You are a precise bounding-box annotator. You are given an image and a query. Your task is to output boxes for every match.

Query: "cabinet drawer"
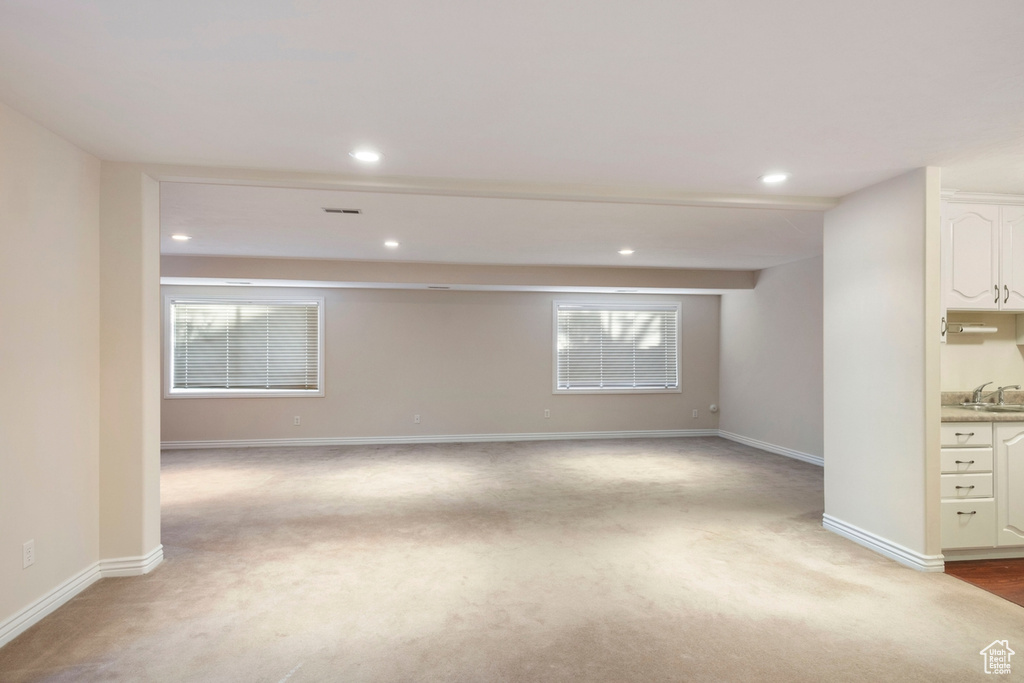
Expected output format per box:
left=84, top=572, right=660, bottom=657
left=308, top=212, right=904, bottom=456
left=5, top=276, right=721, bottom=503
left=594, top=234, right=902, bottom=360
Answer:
left=942, top=499, right=996, bottom=549
left=940, top=447, right=993, bottom=473
left=940, top=423, right=991, bottom=447
left=941, top=472, right=994, bottom=499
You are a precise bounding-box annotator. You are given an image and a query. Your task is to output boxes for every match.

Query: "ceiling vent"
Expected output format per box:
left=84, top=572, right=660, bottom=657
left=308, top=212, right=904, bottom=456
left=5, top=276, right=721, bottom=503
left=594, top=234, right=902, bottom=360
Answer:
left=323, top=208, right=361, bottom=214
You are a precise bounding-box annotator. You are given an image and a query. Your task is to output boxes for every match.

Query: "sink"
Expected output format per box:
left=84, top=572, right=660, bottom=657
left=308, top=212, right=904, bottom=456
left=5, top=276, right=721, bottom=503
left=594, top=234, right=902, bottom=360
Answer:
left=976, top=404, right=1024, bottom=413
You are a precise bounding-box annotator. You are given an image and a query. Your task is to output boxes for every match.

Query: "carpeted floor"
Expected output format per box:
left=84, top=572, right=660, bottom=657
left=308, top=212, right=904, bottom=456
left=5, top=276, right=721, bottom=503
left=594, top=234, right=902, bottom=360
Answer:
left=1, top=437, right=1022, bottom=682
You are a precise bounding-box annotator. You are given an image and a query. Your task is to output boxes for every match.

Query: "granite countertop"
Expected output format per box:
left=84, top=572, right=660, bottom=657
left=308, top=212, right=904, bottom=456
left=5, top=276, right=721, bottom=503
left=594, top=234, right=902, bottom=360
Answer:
left=942, top=390, right=1024, bottom=422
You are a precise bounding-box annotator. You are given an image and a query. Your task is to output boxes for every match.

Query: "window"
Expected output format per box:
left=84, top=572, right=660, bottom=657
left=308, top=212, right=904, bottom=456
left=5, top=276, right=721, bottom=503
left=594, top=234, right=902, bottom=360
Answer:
left=554, top=302, right=680, bottom=393
left=166, top=298, right=323, bottom=397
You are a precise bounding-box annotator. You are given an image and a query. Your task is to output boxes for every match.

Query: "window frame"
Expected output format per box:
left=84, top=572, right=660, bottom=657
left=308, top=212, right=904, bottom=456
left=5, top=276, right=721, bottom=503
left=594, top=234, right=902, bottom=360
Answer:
left=552, top=301, right=682, bottom=395
left=163, top=295, right=325, bottom=399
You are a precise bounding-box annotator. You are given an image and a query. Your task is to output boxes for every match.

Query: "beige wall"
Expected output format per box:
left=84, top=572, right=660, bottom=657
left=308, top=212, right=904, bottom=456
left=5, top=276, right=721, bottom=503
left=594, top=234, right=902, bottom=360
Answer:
left=161, top=287, right=721, bottom=442
left=823, top=167, right=942, bottom=563
left=99, top=164, right=162, bottom=559
left=719, top=257, right=823, bottom=458
left=0, top=103, right=101, bottom=622
left=941, top=311, right=1024, bottom=390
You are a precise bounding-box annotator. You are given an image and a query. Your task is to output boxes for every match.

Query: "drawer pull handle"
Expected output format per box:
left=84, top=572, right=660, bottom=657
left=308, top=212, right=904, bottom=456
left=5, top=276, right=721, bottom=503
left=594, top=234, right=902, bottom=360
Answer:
left=954, top=460, right=975, bottom=465
left=955, top=485, right=975, bottom=490
left=957, top=511, right=977, bottom=516
left=954, top=432, right=975, bottom=437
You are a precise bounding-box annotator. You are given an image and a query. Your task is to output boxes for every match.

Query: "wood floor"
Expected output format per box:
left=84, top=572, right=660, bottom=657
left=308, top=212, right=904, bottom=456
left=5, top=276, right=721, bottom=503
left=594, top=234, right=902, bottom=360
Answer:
left=945, top=558, right=1024, bottom=608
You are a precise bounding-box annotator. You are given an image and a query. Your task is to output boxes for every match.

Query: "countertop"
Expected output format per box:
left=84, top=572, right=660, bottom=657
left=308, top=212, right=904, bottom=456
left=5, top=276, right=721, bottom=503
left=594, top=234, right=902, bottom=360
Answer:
left=942, top=390, right=1024, bottom=422
left=941, top=406, right=1024, bottom=422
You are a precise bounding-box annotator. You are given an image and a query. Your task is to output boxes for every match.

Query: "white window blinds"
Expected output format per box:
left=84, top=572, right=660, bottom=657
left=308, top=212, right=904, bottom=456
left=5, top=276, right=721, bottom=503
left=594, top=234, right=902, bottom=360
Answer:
left=170, top=300, right=321, bottom=394
left=556, top=304, right=679, bottom=391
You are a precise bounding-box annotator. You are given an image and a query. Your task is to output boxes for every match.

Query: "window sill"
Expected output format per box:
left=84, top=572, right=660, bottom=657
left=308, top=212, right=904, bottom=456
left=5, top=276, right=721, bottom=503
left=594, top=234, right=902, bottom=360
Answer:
left=553, top=387, right=682, bottom=395
left=165, top=389, right=324, bottom=399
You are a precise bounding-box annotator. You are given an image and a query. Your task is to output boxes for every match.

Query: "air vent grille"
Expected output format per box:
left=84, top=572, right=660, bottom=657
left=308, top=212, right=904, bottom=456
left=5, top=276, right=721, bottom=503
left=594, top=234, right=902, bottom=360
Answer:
left=323, top=208, right=362, bottom=214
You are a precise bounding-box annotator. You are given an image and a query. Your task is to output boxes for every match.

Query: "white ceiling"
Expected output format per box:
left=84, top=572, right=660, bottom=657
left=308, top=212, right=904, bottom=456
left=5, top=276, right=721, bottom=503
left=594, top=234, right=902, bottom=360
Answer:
left=3, top=1, right=1024, bottom=268
left=160, top=182, right=822, bottom=269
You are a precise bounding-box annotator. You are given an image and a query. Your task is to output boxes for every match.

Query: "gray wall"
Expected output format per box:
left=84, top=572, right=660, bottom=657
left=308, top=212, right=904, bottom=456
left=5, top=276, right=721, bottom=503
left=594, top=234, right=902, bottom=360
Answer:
left=719, top=256, right=823, bottom=459
left=161, top=287, right=722, bottom=442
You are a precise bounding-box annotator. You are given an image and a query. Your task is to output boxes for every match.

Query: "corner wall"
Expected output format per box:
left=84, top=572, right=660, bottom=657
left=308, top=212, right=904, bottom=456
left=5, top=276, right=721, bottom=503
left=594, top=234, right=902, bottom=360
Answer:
left=822, top=167, right=942, bottom=570
left=99, top=164, right=162, bottom=562
left=0, top=103, right=101, bottom=632
left=719, top=257, right=823, bottom=463
left=161, top=287, right=721, bottom=443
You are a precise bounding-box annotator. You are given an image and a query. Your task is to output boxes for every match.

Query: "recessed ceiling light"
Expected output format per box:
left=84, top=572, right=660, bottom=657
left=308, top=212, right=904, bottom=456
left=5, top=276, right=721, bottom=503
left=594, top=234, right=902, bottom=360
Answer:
left=618, top=248, right=635, bottom=255
left=384, top=240, right=400, bottom=248
left=350, top=149, right=383, bottom=163
left=171, top=234, right=192, bottom=241
left=760, top=172, right=789, bottom=184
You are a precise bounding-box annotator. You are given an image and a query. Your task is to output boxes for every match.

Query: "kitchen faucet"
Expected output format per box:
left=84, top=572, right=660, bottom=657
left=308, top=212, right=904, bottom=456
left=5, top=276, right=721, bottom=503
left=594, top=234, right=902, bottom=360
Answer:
left=996, top=385, right=1021, bottom=404
left=969, top=381, right=1020, bottom=404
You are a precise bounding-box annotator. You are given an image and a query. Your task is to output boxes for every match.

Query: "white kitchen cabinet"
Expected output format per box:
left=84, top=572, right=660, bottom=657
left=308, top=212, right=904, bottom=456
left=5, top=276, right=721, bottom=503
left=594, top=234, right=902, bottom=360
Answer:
left=1001, top=205, right=1024, bottom=310
left=943, top=203, right=1000, bottom=310
left=942, top=201, right=1024, bottom=312
left=942, top=499, right=997, bottom=550
left=994, top=422, right=1024, bottom=546
left=941, top=422, right=997, bottom=549
left=939, top=422, right=991, bottom=448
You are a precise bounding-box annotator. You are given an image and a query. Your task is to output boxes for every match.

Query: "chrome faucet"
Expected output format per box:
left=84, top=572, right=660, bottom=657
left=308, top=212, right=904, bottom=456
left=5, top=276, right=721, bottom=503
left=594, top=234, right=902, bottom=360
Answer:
left=972, top=382, right=993, bottom=403
left=996, top=385, right=1021, bottom=404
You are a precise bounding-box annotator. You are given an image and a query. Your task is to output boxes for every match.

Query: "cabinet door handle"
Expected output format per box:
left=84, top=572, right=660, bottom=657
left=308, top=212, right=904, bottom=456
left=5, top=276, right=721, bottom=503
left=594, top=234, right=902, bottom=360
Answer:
left=1006, top=284, right=1010, bottom=304
left=954, top=432, right=974, bottom=437
left=955, top=485, right=976, bottom=490
left=954, top=460, right=975, bottom=465
left=957, top=511, right=977, bottom=516
left=996, top=285, right=1001, bottom=303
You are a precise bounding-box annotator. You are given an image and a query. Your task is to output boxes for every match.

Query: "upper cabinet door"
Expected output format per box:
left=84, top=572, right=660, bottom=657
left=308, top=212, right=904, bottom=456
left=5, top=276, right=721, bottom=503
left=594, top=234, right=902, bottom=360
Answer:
left=1001, top=205, right=1024, bottom=311
left=944, top=203, right=1000, bottom=310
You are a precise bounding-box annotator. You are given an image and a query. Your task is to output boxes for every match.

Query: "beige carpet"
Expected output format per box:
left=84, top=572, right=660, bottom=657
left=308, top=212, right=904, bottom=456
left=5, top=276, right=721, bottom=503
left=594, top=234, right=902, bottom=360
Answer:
left=1, top=437, right=1022, bottom=682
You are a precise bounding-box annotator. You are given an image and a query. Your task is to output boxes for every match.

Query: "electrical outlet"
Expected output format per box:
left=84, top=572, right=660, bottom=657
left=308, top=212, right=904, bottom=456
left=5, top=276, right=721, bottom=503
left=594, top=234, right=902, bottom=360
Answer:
left=544, top=409, right=550, bottom=419
left=414, top=414, right=420, bottom=424
left=293, top=416, right=301, bottom=426
left=23, top=540, right=34, bottom=568
left=692, top=409, right=698, bottom=419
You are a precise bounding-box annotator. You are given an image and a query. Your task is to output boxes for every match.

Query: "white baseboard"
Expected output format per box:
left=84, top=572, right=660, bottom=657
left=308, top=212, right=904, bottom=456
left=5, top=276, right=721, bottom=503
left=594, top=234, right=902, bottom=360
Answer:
left=161, top=429, right=720, bottom=449
left=99, top=544, right=164, bottom=578
left=717, top=431, right=824, bottom=467
left=943, top=547, right=1024, bottom=562
left=822, top=514, right=944, bottom=572
left=0, top=545, right=163, bottom=650
left=0, top=562, right=101, bottom=649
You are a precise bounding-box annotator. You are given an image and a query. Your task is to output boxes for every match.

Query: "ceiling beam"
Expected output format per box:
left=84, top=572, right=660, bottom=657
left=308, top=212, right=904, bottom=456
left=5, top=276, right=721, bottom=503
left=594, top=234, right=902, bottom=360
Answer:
left=143, top=163, right=837, bottom=212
